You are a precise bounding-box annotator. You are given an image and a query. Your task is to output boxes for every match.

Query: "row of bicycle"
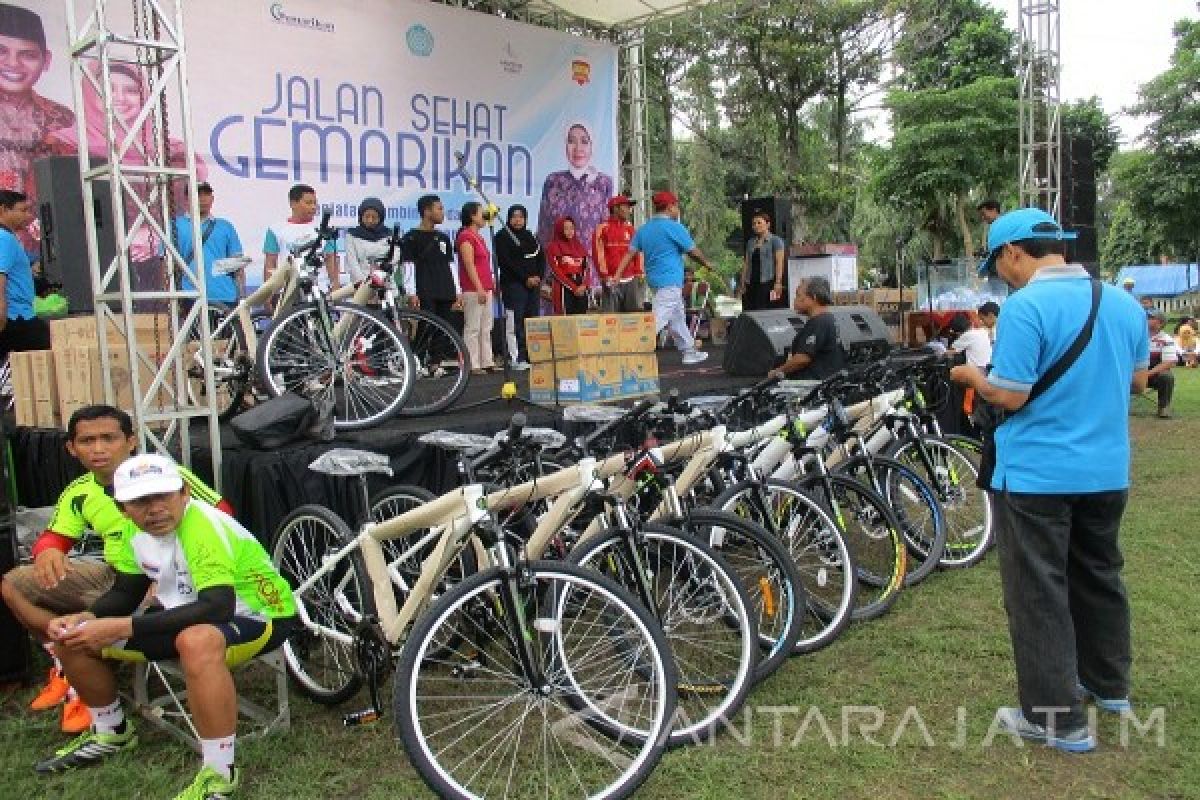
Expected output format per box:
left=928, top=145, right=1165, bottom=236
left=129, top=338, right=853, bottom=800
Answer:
left=192, top=213, right=472, bottom=430
left=266, top=351, right=989, bottom=800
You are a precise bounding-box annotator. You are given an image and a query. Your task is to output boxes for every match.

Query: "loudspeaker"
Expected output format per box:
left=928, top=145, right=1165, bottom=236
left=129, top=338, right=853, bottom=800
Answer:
left=723, top=309, right=805, bottom=376
left=740, top=196, right=791, bottom=246
left=34, top=156, right=116, bottom=314
left=1062, top=136, right=1097, bottom=228
left=1069, top=225, right=1099, bottom=268
left=828, top=305, right=893, bottom=365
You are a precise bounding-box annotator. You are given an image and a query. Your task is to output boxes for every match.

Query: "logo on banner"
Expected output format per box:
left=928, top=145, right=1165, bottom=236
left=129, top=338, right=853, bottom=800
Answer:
left=269, top=3, right=335, bottom=33
left=501, top=42, right=523, bottom=75
left=571, top=59, right=591, bottom=86
left=407, top=24, right=434, bottom=57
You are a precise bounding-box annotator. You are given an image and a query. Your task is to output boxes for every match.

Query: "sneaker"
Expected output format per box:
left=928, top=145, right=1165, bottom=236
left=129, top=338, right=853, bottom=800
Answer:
left=30, top=667, right=69, bottom=711
left=512, top=361, right=531, bottom=371
left=61, top=696, right=92, bottom=734
left=1078, top=683, right=1132, bottom=714
left=34, top=724, right=137, bottom=773
left=994, top=707, right=1095, bottom=753
left=681, top=350, right=709, bottom=365
left=174, top=765, right=239, bottom=800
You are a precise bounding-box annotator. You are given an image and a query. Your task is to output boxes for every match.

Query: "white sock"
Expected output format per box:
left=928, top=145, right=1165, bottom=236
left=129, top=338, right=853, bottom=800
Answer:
left=200, top=735, right=236, bottom=780
left=66, top=686, right=78, bottom=702
left=89, top=699, right=125, bottom=734
left=42, top=642, right=62, bottom=672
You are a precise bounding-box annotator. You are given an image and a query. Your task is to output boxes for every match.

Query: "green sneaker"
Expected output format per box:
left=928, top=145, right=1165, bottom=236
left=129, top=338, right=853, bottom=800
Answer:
left=34, top=725, right=137, bottom=773
left=174, top=766, right=239, bottom=800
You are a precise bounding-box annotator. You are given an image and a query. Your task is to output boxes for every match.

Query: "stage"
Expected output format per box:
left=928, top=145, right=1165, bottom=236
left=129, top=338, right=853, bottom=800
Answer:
left=9, top=346, right=750, bottom=540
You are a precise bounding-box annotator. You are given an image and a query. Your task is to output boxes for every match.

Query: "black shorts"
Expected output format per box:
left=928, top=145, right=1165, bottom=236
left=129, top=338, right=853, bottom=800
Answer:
left=103, top=614, right=299, bottom=667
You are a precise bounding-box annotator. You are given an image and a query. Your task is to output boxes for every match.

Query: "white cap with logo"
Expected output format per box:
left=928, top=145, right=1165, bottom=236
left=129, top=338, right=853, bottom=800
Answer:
left=113, top=454, right=184, bottom=502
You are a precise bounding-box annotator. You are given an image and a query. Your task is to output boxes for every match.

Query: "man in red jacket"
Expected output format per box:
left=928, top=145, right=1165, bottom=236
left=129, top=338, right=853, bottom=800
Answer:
left=594, top=195, right=643, bottom=313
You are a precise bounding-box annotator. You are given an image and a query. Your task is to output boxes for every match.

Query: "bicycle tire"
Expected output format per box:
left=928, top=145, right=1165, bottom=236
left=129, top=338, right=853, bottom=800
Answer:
left=886, top=436, right=993, bottom=568
left=389, top=307, right=470, bottom=416
left=271, top=504, right=374, bottom=704
left=713, top=479, right=857, bottom=654
left=187, top=306, right=252, bottom=421
left=836, top=456, right=947, bottom=587
left=799, top=473, right=907, bottom=622
left=256, top=302, right=415, bottom=430
left=395, top=561, right=676, bottom=800
left=567, top=525, right=757, bottom=747
left=654, top=509, right=805, bottom=683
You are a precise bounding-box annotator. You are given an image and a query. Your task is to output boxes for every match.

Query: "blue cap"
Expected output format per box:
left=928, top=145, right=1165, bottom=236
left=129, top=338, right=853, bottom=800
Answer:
left=978, top=208, right=1077, bottom=276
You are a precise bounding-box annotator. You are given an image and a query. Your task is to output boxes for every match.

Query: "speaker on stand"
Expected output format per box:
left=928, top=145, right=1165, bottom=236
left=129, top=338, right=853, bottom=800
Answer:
left=1061, top=136, right=1098, bottom=270
left=34, top=155, right=116, bottom=315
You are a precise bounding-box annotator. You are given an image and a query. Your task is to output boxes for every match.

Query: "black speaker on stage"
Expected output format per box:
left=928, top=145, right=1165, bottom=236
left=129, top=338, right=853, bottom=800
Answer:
left=723, top=309, right=805, bottom=376
left=1062, top=137, right=1098, bottom=266
left=829, top=305, right=893, bottom=365
left=740, top=196, right=791, bottom=246
left=35, top=155, right=116, bottom=314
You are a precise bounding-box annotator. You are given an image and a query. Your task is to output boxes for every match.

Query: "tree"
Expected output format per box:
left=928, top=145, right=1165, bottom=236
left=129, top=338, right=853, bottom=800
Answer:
left=892, top=0, right=1016, bottom=92
left=1062, top=96, right=1120, bottom=174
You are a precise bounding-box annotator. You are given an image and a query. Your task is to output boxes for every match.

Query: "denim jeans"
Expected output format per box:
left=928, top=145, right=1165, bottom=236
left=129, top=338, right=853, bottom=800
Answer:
left=993, top=490, right=1132, bottom=731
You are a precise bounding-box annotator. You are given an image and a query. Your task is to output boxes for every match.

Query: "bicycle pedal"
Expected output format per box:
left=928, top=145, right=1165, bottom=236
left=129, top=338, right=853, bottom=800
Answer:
left=343, top=708, right=382, bottom=727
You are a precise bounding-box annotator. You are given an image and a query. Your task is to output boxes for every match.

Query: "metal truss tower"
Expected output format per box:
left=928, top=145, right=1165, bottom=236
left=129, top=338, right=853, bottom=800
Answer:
left=63, top=0, right=221, bottom=485
left=1017, top=0, right=1063, bottom=219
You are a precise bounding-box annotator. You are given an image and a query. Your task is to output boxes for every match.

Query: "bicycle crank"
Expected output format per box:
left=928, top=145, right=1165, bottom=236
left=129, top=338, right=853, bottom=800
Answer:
left=343, top=616, right=394, bottom=727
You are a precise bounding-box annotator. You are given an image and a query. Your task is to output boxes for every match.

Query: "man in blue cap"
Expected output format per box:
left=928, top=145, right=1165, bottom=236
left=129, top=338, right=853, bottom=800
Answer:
left=950, top=208, right=1148, bottom=753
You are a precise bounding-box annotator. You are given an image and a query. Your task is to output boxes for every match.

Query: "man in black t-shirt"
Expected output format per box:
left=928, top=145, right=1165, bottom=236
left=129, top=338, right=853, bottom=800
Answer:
left=400, top=194, right=461, bottom=328
left=769, top=276, right=845, bottom=380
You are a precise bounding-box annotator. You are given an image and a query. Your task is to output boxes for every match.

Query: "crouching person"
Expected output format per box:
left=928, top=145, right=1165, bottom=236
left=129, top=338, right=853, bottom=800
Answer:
left=36, top=454, right=298, bottom=800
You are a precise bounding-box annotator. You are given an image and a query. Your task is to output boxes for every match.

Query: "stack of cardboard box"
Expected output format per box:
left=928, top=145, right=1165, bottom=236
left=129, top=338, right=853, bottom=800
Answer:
left=11, top=314, right=181, bottom=429
left=526, top=313, right=659, bottom=405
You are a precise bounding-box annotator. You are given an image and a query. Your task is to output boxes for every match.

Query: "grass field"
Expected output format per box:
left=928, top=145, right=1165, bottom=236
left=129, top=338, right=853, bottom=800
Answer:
left=3, top=372, right=1199, bottom=800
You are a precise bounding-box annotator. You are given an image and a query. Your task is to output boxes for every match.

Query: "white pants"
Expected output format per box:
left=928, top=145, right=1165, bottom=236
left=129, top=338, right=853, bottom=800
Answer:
left=652, top=286, right=693, bottom=353
left=504, top=309, right=519, bottom=364
left=463, top=291, right=495, bottom=369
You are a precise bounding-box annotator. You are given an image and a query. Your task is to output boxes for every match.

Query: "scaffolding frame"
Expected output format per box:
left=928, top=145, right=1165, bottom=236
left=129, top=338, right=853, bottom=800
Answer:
left=64, top=0, right=221, bottom=486
left=1017, top=0, right=1062, bottom=219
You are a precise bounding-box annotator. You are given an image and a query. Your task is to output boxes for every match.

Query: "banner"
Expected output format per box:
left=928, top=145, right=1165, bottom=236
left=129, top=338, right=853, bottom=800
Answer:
left=3, top=0, right=618, bottom=284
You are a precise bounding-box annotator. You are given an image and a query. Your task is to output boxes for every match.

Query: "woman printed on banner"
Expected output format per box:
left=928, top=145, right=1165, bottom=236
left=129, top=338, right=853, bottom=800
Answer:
left=535, top=121, right=612, bottom=288
left=44, top=58, right=207, bottom=306
left=545, top=216, right=589, bottom=316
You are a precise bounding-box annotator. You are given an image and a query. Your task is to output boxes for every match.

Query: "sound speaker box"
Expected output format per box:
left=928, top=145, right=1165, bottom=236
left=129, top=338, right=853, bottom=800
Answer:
left=723, top=309, right=804, bottom=376
left=740, top=196, right=791, bottom=246
left=35, top=155, right=116, bottom=314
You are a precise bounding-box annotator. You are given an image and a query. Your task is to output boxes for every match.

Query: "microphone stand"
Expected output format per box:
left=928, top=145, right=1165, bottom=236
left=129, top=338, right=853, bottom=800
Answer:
left=453, top=151, right=556, bottom=413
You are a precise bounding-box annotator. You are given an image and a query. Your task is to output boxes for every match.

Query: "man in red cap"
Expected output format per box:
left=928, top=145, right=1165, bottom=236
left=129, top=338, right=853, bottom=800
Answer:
left=611, top=190, right=710, bottom=365
left=594, top=195, right=643, bottom=312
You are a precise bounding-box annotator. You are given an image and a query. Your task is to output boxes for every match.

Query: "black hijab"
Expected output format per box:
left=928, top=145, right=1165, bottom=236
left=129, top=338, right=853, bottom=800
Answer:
left=502, top=205, right=540, bottom=255
left=348, top=197, right=390, bottom=242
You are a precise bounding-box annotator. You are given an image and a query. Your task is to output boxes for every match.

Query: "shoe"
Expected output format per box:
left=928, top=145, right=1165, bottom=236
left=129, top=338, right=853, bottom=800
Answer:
left=1078, top=683, right=1132, bottom=714
left=30, top=667, right=69, bottom=711
left=61, top=696, right=91, bottom=734
left=1157, top=407, right=1172, bottom=419
left=994, top=707, right=1095, bottom=753
left=681, top=350, right=709, bottom=365
left=174, top=765, right=239, bottom=800
left=512, top=361, right=531, bottom=371
left=34, top=724, right=137, bottom=773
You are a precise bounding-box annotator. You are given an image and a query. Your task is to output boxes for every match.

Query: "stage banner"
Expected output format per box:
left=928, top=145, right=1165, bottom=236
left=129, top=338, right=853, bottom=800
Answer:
left=4, top=0, right=618, bottom=284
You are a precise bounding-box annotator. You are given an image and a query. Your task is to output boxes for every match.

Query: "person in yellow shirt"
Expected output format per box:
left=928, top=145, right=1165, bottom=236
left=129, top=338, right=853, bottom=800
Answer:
left=1175, top=317, right=1196, bottom=367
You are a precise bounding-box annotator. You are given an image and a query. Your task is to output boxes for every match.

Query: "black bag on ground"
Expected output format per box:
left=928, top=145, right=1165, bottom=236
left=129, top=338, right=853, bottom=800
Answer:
left=231, top=392, right=332, bottom=450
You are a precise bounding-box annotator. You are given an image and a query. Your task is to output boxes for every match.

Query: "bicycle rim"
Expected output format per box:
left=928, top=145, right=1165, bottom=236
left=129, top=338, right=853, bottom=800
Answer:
left=391, top=308, right=470, bottom=416
left=892, top=438, right=992, bottom=568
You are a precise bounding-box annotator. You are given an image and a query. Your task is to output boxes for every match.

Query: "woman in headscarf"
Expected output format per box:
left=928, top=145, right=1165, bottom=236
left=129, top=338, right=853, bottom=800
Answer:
left=343, top=197, right=396, bottom=285
left=44, top=59, right=207, bottom=308
left=494, top=204, right=544, bottom=367
left=545, top=216, right=589, bottom=316
left=535, top=122, right=612, bottom=288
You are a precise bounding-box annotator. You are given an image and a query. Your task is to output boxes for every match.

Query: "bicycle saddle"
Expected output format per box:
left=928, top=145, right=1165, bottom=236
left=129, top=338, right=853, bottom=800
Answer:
left=307, top=449, right=394, bottom=477
left=418, top=431, right=495, bottom=454
left=562, top=404, right=627, bottom=423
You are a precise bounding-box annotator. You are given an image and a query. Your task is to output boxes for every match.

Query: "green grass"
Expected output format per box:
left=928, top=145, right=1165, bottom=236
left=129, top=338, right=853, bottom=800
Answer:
left=4, top=373, right=1200, bottom=799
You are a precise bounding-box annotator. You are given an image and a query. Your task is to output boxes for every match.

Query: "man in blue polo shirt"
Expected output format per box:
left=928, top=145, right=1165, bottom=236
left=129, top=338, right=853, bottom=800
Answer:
left=610, top=190, right=710, bottom=365
left=951, top=208, right=1148, bottom=753
left=175, top=182, right=244, bottom=305
left=0, top=188, right=49, bottom=357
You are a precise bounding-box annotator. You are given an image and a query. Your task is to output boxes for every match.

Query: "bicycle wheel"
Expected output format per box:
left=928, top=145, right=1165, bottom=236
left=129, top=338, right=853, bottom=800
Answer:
left=887, top=436, right=993, bottom=568
left=714, top=479, right=857, bottom=654
left=369, top=485, right=477, bottom=601
left=836, top=456, right=947, bottom=587
left=187, top=306, right=252, bottom=421
left=568, top=526, right=757, bottom=747
left=656, top=509, right=804, bottom=683
left=271, top=504, right=374, bottom=704
left=396, top=562, right=676, bottom=800
left=257, top=302, right=415, bottom=430
left=389, top=307, right=470, bottom=416
left=801, top=474, right=907, bottom=622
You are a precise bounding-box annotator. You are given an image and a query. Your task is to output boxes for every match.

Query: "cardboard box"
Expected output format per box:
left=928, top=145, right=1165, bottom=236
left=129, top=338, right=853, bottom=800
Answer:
left=54, top=346, right=91, bottom=425
left=549, top=315, right=604, bottom=358
left=529, top=361, right=556, bottom=404
left=50, top=313, right=175, bottom=353
left=620, top=354, right=659, bottom=398
left=83, top=343, right=175, bottom=412
left=596, top=314, right=620, bottom=353
left=10, top=351, right=36, bottom=427
left=29, top=350, right=61, bottom=429
left=617, top=312, right=656, bottom=354
left=529, top=355, right=623, bottom=405
left=524, top=318, right=554, bottom=363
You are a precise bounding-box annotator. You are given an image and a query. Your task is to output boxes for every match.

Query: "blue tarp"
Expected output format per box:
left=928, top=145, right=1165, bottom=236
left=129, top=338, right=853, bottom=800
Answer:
left=1114, top=264, right=1200, bottom=298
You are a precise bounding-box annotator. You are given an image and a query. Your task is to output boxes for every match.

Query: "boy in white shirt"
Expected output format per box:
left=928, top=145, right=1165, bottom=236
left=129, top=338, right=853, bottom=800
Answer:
left=262, top=183, right=339, bottom=290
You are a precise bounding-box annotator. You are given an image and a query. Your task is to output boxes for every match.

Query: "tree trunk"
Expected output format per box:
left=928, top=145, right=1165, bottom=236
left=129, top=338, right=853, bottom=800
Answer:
left=955, top=195, right=975, bottom=257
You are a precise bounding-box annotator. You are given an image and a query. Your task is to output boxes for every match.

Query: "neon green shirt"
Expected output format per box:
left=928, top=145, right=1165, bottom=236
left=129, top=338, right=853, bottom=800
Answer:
left=109, top=501, right=295, bottom=620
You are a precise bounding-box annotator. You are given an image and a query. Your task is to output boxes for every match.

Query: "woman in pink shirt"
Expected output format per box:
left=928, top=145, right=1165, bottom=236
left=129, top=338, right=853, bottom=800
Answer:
left=455, top=202, right=497, bottom=373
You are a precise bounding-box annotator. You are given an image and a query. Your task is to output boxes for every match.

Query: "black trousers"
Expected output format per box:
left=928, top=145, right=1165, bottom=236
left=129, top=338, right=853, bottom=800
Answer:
left=501, top=282, right=540, bottom=363
left=993, top=489, right=1132, bottom=731
left=418, top=296, right=460, bottom=361
left=1148, top=371, right=1174, bottom=410
left=0, top=316, right=50, bottom=359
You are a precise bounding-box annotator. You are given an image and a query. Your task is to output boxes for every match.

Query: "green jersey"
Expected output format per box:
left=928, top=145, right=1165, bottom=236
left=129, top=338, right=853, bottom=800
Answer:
left=47, top=467, right=223, bottom=564
left=109, top=500, right=295, bottom=620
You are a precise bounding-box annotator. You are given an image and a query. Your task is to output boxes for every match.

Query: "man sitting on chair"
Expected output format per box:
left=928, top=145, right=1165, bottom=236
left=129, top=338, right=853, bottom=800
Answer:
left=35, top=454, right=297, bottom=800
left=1147, top=309, right=1177, bottom=419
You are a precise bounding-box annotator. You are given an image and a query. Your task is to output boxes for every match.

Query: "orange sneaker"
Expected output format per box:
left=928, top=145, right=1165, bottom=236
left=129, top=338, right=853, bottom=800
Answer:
left=30, top=668, right=69, bottom=711
left=61, top=696, right=91, bottom=734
